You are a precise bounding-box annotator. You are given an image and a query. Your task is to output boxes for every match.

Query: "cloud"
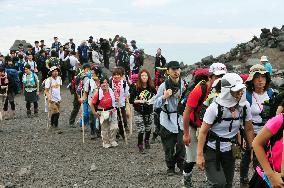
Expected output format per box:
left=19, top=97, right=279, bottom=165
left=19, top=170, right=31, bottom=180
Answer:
left=131, top=0, right=172, bottom=8
left=0, top=20, right=261, bottom=55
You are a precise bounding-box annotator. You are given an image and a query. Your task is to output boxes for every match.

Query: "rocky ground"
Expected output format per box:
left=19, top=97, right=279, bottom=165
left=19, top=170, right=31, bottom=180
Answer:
left=0, top=88, right=252, bottom=188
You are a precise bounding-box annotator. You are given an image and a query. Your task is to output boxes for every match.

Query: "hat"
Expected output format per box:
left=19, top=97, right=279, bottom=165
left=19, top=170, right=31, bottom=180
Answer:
left=216, top=73, right=247, bottom=108
left=49, top=66, right=60, bottom=74
left=166, top=61, right=180, bottom=69
left=209, top=63, right=227, bottom=76
left=35, top=41, right=39, bottom=43
left=260, top=55, right=269, bottom=62
left=40, top=40, right=44, bottom=42
left=130, top=40, right=136, bottom=44
left=246, top=64, right=268, bottom=82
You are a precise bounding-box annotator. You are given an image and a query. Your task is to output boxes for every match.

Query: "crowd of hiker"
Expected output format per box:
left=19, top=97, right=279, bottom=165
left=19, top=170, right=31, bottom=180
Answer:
left=1, top=35, right=284, bottom=188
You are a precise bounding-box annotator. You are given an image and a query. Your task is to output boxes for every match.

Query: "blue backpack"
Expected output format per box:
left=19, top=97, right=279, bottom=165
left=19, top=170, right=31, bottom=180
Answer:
left=6, top=68, right=21, bottom=94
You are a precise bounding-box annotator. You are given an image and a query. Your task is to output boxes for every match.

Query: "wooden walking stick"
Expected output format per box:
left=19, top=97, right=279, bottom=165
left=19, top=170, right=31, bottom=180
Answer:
left=117, top=104, right=128, bottom=145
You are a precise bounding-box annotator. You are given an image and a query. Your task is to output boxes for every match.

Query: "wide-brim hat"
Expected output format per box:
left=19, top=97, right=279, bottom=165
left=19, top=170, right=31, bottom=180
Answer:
left=260, top=55, right=269, bottom=62
left=48, top=66, right=60, bottom=74
left=246, top=64, right=268, bottom=82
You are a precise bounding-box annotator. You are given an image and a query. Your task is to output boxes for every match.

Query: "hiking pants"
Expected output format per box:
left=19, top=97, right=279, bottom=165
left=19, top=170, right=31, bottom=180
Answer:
left=116, top=106, right=128, bottom=138
left=204, top=147, right=235, bottom=188
left=26, top=102, right=38, bottom=112
left=240, top=149, right=259, bottom=182
left=184, top=127, right=198, bottom=176
left=3, top=92, right=15, bottom=111
left=160, top=127, right=185, bottom=170
left=69, top=94, right=80, bottom=125
left=152, top=108, right=161, bottom=138
left=79, top=102, right=97, bottom=128
left=101, top=110, right=118, bottom=145
left=134, top=111, right=152, bottom=134
left=49, top=101, right=60, bottom=127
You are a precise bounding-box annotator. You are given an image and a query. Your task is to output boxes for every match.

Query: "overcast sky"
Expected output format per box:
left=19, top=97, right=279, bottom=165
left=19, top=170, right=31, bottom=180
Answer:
left=0, top=0, right=283, bottom=64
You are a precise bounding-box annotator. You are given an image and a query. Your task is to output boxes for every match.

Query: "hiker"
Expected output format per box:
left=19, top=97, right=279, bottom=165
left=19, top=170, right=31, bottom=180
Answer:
left=0, top=54, right=4, bottom=66
left=51, top=37, right=61, bottom=52
left=116, top=44, right=130, bottom=77
left=77, top=41, right=89, bottom=64
left=110, top=67, right=130, bottom=140
left=46, top=50, right=60, bottom=69
left=68, top=38, right=76, bottom=52
left=35, top=50, right=48, bottom=82
left=153, top=61, right=186, bottom=175
left=100, top=38, right=110, bottom=69
left=24, top=54, right=38, bottom=73
left=80, top=65, right=101, bottom=139
left=196, top=73, right=254, bottom=188
left=90, top=76, right=118, bottom=148
left=129, top=69, right=156, bottom=153
left=260, top=56, right=273, bottom=75
left=0, top=66, right=16, bottom=119
left=45, top=66, right=62, bottom=128
left=155, top=48, right=166, bottom=71
left=22, top=64, right=39, bottom=117
left=251, top=113, right=284, bottom=188
left=69, top=63, right=91, bottom=127
left=39, top=40, right=46, bottom=50
left=240, top=64, right=273, bottom=185
left=182, top=63, right=227, bottom=187
left=64, top=51, right=80, bottom=83
left=58, top=46, right=67, bottom=84
left=91, top=45, right=102, bottom=64
left=15, top=54, right=26, bottom=84
left=32, top=41, right=41, bottom=55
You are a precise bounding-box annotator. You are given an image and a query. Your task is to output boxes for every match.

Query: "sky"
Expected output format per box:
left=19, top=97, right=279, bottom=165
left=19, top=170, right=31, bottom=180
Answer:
left=0, top=0, right=283, bottom=64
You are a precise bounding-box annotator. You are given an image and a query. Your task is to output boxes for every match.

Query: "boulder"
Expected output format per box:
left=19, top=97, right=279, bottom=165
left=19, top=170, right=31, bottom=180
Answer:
left=201, top=55, right=214, bottom=65
left=268, top=39, right=278, bottom=48
left=272, top=27, right=280, bottom=37
left=278, top=41, right=284, bottom=51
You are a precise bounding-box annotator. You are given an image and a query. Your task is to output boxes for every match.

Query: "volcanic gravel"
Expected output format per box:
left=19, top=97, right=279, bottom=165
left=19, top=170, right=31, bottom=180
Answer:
left=0, top=88, right=252, bottom=188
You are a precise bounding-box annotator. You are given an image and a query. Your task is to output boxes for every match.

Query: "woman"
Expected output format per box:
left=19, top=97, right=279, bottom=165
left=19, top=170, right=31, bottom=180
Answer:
left=196, top=73, right=254, bottom=187
left=252, top=113, right=284, bottom=188
left=129, top=70, right=156, bottom=153
left=240, top=64, right=273, bottom=185
left=22, top=64, right=39, bottom=117
left=90, top=76, right=118, bottom=148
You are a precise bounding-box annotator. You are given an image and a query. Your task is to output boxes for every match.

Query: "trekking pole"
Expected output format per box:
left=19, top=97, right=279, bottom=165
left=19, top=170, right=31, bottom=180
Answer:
left=80, top=90, right=85, bottom=143
left=117, top=105, right=128, bottom=145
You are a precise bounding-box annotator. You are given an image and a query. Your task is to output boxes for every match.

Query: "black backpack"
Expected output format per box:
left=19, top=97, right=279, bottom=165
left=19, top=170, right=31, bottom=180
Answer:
left=48, top=57, right=60, bottom=68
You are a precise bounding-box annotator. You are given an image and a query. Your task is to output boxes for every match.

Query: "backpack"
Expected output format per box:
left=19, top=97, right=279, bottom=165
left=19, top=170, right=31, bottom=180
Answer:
left=246, top=88, right=277, bottom=124
left=6, top=68, right=21, bottom=94
left=69, top=72, right=89, bottom=95
left=177, top=80, right=207, bottom=127
left=206, top=103, right=248, bottom=170
left=133, top=50, right=144, bottom=68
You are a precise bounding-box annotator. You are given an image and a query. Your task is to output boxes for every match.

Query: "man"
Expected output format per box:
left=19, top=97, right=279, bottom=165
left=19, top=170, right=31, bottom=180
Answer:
left=32, top=41, right=41, bottom=55
left=45, top=66, right=62, bottom=128
left=35, top=50, right=48, bottom=82
left=69, top=63, right=91, bottom=127
left=25, top=45, right=34, bottom=57
left=154, top=61, right=185, bottom=176
left=182, top=63, right=227, bottom=187
left=24, top=54, right=38, bottom=73
left=64, top=51, right=80, bottom=83
left=69, top=38, right=76, bottom=52
left=100, top=39, right=111, bottom=69
left=51, top=37, right=61, bottom=52
left=46, top=50, right=60, bottom=69
left=155, top=48, right=166, bottom=71
left=40, top=40, right=46, bottom=50
left=77, top=41, right=89, bottom=64
left=260, top=55, right=273, bottom=75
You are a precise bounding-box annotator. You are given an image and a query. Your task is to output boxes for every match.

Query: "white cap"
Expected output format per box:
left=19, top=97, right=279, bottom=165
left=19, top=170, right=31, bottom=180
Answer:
left=209, top=63, right=227, bottom=76
left=216, top=73, right=247, bottom=108
left=221, top=73, right=246, bottom=92
left=260, top=55, right=269, bottom=62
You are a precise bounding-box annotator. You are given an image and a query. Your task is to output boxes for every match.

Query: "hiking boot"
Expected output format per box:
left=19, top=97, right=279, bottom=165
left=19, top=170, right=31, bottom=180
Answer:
left=111, top=141, right=119, bottom=147
left=184, top=174, right=193, bottom=188
left=166, top=168, right=175, bottom=176
left=90, top=129, right=96, bottom=140
left=138, top=145, right=146, bottom=154
left=27, top=110, right=32, bottom=118
left=103, top=143, right=111, bottom=148
left=34, top=109, right=39, bottom=117
left=240, top=177, right=249, bottom=185
left=144, top=140, right=150, bottom=149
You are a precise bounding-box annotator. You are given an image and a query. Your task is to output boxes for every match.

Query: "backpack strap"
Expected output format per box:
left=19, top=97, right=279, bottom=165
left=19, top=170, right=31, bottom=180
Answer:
left=246, top=91, right=253, bottom=106
left=267, top=88, right=274, bottom=98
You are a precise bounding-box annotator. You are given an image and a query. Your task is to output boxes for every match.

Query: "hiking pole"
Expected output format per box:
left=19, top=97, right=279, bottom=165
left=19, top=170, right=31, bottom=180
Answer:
left=80, top=90, right=85, bottom=143
left=117, top=105, right=128, bottom=145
